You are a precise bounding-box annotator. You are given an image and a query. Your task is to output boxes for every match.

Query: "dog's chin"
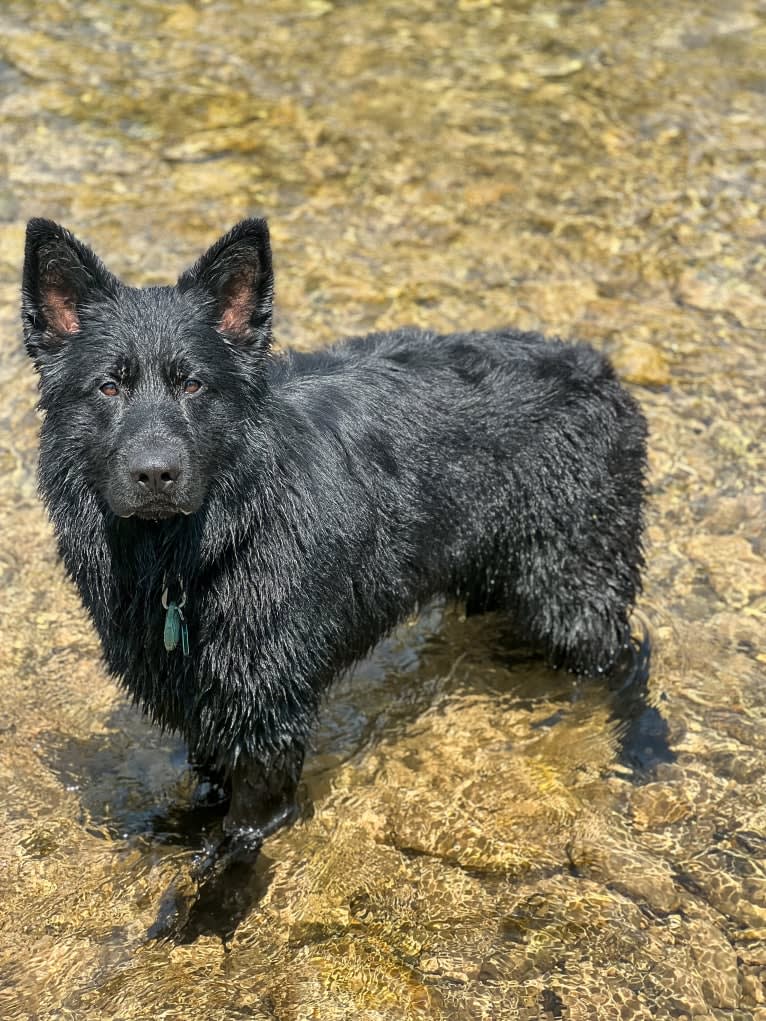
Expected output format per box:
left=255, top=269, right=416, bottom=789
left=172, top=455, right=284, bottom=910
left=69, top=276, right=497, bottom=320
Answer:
left=133, top=506, right=181, bottom=521
left=116, top=503, right=197, bottom=521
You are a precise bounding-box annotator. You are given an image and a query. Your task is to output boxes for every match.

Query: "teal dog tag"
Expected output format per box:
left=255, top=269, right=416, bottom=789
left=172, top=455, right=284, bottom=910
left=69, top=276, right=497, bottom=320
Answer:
left=162, top=579, right=190, bottom=656
left=164, top=601, right=182, bottom=651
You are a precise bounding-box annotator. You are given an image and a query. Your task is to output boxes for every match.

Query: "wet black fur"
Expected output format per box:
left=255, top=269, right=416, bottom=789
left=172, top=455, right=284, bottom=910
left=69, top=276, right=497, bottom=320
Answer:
left=22, top=217, right=647, bottom=847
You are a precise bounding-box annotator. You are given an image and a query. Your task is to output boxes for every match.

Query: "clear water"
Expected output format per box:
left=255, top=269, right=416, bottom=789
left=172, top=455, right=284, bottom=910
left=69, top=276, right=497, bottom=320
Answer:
left=0, top=1, right=764, bottom=1018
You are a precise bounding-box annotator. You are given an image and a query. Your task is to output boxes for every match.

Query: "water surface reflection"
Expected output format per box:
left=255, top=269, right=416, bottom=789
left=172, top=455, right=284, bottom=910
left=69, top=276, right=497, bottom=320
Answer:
left=1, top=0, right=765, bottom=1017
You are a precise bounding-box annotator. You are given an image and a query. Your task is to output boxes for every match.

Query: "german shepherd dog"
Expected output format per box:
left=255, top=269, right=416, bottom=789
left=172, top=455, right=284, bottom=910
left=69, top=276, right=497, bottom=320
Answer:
left=22, top=218, right=647, bottom=933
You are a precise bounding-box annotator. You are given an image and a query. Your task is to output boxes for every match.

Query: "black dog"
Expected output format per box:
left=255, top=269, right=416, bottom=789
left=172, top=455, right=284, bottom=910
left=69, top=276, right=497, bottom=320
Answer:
left=22, top=218, right=647, bottom=919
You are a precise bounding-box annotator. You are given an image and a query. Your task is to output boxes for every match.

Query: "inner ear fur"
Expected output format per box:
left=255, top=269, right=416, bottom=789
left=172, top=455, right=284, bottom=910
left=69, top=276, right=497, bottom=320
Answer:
left=177, top=218, right=274, bottom=350
left=22, top=219, right=119, bottom=357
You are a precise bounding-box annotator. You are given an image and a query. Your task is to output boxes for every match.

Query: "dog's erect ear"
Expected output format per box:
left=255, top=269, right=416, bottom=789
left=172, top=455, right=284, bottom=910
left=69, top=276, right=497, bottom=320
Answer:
left=177, top=219, right=274, bottom=351
left=22, top=219, right=120, bottom=360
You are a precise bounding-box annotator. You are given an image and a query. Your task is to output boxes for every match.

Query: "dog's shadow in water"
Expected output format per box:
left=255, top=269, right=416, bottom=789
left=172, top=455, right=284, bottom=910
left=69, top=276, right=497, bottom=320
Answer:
left=39, top=604, right=672, bottom=944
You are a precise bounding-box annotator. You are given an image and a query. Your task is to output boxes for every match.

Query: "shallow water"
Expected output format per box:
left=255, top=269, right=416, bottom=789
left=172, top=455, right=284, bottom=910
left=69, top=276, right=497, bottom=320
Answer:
left=0, top=1, right=765, bottom=1018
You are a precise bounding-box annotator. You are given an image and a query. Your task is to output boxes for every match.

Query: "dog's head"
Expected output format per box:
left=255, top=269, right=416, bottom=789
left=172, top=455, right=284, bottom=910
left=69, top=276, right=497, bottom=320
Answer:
left=21, top=219, right=273, bottom=521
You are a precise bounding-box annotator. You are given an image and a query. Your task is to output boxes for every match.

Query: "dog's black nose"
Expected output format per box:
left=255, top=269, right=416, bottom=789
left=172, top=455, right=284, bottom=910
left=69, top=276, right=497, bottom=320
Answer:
left=129, top=453, right=181, bottom=494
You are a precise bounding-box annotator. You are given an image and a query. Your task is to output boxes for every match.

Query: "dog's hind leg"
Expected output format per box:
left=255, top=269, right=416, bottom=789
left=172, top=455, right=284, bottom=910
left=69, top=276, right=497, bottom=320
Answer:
left=189, top=760, right=230, bottom=809
left=500, top=542, right=639, bottom=678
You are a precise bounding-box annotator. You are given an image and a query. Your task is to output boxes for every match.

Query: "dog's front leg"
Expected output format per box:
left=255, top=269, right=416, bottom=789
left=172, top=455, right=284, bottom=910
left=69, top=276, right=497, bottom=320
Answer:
left=150, top=745, right=305, bottom=943
left=225, top=744, right=306, bottom=842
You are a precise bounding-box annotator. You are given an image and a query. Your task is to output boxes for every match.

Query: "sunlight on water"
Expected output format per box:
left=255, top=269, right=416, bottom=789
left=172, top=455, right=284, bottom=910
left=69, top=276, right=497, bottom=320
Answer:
left=0, top=1, right=765, bottom=1018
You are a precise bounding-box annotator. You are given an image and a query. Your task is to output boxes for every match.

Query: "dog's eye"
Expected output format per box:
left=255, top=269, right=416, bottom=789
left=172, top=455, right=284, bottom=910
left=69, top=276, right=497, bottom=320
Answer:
left=100, top=382, right=119, bottom=397
left=183, top=379, right=202, bottom=395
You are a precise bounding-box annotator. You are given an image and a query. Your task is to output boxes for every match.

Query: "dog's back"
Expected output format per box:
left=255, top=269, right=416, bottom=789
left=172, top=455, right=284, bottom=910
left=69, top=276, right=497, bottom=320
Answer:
left=271, top=326, right=645, bottom=676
